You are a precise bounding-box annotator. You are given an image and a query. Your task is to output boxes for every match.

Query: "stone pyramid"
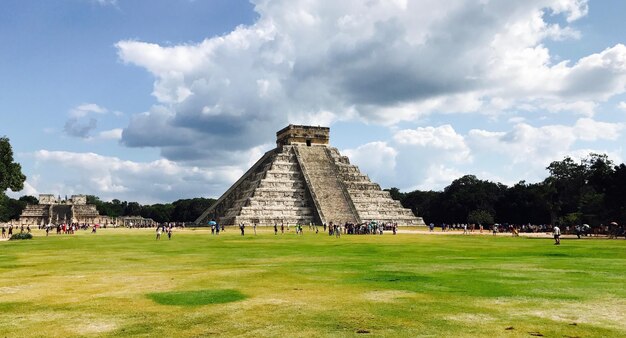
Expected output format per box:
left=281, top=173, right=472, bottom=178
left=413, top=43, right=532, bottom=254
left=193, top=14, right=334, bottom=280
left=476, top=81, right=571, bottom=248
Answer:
left=195, top=125, right=424, bottom=226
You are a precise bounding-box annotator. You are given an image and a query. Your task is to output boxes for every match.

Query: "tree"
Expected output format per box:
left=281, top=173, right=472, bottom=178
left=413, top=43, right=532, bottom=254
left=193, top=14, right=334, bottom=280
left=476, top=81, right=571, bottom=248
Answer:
left=19, top=195, right=38, bottom=205
left=544, top=156, right=587, bottom=223
left=385, top=187, right=404, bottom=201
left=0, top=137, right=26, bottom=192
left=439, top=175, right=505, bottom=223
left=171, top=198, right=216, bottom=222
left=467, top=209, right=494, bottom=225
left=0, top=194, right=26, bottom=222
left=496, top=181, right=550, bottom=225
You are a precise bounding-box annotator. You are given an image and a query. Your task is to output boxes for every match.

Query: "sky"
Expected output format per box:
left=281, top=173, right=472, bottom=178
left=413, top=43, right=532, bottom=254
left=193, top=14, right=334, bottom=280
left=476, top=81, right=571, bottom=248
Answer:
left=2, top=0, right=626, bottom=204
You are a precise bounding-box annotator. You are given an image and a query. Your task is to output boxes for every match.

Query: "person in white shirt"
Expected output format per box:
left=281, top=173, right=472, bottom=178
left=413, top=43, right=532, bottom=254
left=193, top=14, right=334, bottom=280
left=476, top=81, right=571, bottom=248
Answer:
left=553, top=225, right=561, bottom=245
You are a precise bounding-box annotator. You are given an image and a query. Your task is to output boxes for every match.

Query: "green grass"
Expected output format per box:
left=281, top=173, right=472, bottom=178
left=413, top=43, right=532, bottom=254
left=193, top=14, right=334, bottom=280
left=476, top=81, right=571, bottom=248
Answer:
left=0, top=228, right=625, bottom=337
left=147, top=289, right=247, bottom=306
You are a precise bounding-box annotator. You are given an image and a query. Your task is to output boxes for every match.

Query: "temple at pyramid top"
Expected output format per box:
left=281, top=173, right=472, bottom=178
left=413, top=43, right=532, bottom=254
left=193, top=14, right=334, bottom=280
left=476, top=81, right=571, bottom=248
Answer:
left=195, top=125, right=424, bottom=226
left=276, top=124, right=330, bottom=147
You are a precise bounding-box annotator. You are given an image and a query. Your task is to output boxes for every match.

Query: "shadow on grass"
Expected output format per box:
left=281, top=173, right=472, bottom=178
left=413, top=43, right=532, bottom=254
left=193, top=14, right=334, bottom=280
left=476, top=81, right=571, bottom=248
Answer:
left=147, top=289, right=247, bottom=306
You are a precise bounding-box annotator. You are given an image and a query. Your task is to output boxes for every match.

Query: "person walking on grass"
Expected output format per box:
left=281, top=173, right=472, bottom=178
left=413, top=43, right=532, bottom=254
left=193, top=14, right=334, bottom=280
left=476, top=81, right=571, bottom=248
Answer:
left=1, top=226, right=5, bottom=238
left=492, top=225, right=498, bottom=236
left=156, top=226, right=162, bottom=240
left=281, top=223, right=284, bottom=234
left=253, top=223, right=257, bottom=236
left=167, top=227, right=172, bottom=240
left=240, top=222, right=245, bottom=236
left=274, top=223, right=278, bottom=235
left=553, top=225, right=561, bottom=245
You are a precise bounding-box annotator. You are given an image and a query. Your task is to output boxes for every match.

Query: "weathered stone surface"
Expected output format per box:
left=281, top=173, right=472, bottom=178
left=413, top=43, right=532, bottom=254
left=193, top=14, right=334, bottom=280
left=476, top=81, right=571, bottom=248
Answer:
left=195, top=125, right=425, bottom=226
left=17, top=194, right=111, bottom=226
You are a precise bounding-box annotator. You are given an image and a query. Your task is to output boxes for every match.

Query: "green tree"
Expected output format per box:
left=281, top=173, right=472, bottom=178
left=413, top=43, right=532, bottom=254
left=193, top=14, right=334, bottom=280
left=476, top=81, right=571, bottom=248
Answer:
left=171, top=198, right=216, bottom=222
left=19, top=195, right=38, bottom=205
left=385, top=187, right=404, bottom=201
left=496, top=181, right=550, bottom=224
left=467, top=209, right=494, bottom=225
left=0, top=137, right=26, bottom=192
left=0, top=194, right=26, bottom=222
left=439, top=175, right=505, bottom=223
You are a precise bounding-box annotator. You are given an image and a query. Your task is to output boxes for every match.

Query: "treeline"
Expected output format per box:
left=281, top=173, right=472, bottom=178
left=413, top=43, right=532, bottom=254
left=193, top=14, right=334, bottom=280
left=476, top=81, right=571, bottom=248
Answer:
left=3, top=152, right=625, bottom=227
left=388, top=153, right=626, bottom=226
left=0, top=195, right=215, bottom=224
left=0, top=194, right=37, bottom=222
left=86, top=196, right=216, bottom=223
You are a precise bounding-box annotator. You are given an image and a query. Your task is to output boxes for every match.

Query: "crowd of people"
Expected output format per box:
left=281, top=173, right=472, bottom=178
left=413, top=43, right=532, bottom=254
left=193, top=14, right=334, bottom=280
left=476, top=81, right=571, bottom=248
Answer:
left=212, top=220, right=400, bottom=238
left=3, top=218, right=623, bottom=244
left=424, top=221, right=625, bottom=240
left=155, top=224, right=175, bottom=240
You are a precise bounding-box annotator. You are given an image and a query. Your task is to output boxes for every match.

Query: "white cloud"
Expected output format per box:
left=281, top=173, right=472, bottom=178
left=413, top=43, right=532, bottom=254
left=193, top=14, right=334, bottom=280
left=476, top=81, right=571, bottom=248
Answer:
left=29, top=150, right=242, bottom=203
left=343, top=142, right=398, bottom=183
left=97, top=128, right=123, bottom=141
left=543, top=101, right=596, bottom=117
left=113, top=0, right=626, bottom=167
left=342, top=117, right=622, bottom=192
left=7, top=180, right=39, bottom=198
left=463, top=118, right=623, bottom=183
left=70, top=103, right=108, bottom=118
left=572, top=118, right=622, bottom=141
left=394, top=125, right=471, bottom=162
left=93, top=0, right=117, bottom=7
left=618, top=101, right=626, bottom=111
left=415, top=165, right=464, bottom=191
left=65, top=103, right=113, bottom=139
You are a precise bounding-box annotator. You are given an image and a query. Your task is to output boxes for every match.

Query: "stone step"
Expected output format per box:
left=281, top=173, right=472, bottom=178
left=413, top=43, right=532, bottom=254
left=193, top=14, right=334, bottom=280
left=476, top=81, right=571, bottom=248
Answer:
left=294, top=145, right=358, bottom=224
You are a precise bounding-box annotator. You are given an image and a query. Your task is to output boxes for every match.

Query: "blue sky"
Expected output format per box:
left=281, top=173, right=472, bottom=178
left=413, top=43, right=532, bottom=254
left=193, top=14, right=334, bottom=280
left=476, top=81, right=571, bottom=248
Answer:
left=2, top=0, right=626, bottom=203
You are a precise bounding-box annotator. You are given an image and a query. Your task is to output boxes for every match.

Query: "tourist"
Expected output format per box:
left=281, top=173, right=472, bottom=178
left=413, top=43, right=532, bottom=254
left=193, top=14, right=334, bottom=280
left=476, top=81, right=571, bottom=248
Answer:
left=553, top=224, right=561, bottom=245
left=156, top=226, right=162, bottom=240
left=274, top=223, right=278, bottom=235
left=167, top=227, right=172, bottom=240
left=92, top=225, right=96, bottom=234
left=240, top=222, right=245, bottom=236
left=45, top=226, right=50, bottom=236
left=211, top=225, right=215, bottom=235
left=215, top=223, right=220, bottom=235
left=26, top=225, right=31, bottom=233
left=8, top=225, right=13, bottom=237
left=492, top=225, right=497, bottom=236
left=463, top=224, right=468, bottom=235
left=323, top=223, right=327, bottom=232
left=253, top=223, right=257, bottom=236
left=392, top=224, right=397, bottom=235
left=281, top=223, right=284, bottom=234
left=429, top=223, right=434, bottom=232
left=1, top=226, right=5, bottom=238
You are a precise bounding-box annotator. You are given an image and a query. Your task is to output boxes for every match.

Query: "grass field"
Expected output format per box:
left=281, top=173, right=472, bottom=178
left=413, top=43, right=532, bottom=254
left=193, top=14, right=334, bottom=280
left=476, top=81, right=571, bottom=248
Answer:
left=1, top=228, right=625, bottom=337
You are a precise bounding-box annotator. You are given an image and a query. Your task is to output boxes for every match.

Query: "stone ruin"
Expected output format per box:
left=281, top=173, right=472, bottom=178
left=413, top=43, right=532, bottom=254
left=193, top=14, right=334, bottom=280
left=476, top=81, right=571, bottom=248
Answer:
left=195, top=125, right=425, bottom=226
left=18, top=194, right=107, bottom=226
